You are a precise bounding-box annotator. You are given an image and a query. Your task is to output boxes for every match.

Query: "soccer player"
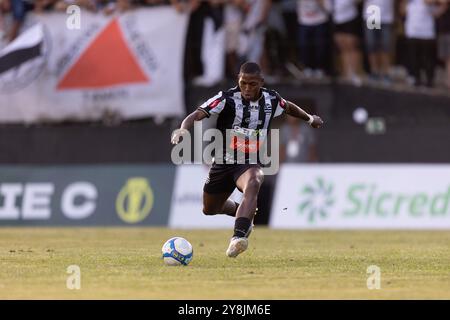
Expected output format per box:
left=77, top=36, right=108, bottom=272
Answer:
left=171, top=62, right=323, bottom=258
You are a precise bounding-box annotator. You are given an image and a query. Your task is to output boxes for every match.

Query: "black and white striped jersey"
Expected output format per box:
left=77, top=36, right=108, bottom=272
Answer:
left=197, top=86, right=287, bottom=164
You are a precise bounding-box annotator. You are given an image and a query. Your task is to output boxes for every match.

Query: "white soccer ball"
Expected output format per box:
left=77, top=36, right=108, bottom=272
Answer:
left=162, top=237, right=193, bottom=266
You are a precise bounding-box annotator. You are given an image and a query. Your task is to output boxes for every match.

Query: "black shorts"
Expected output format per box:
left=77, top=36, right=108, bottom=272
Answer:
left=203, top=163, right=261, bottom=194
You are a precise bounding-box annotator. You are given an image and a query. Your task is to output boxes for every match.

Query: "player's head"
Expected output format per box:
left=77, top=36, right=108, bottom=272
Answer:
left=238, top=62, right=264, bottom=102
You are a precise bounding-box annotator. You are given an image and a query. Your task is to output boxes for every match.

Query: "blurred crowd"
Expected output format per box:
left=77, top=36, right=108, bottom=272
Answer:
left=183, top=0, right=450, bottom=90
left=1, top=0, right=450, bottom=89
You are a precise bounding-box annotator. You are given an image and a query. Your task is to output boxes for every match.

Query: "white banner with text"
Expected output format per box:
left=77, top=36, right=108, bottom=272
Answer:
left=0, top=8, right=188, bottom=123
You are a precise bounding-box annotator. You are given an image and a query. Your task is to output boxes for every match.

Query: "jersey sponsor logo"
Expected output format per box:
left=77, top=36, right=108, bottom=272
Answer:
left=231, top=126, right=268, bottom=138
left=229, top=136, right=261, bottom=153
left=232, top=126, right=260, bottom=137
left=229, top=127, right=266, bottom=153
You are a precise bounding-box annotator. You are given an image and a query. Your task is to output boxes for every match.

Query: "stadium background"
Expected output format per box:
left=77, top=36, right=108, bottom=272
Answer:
left=1, top=0, right=449, bottom=228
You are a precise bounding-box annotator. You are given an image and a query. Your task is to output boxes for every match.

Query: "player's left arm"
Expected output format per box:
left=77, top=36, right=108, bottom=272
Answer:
left=284, top=101, right=324, bottom=129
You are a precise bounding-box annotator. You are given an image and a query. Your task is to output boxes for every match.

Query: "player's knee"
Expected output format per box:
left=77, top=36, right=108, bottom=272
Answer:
left=202, top=206, right=218, bottom=216
left=245, top=176, right=263, bottom=193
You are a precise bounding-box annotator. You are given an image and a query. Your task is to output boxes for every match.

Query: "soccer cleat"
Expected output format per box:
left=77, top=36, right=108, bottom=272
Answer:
left=226, top=236, right=248, bottom=258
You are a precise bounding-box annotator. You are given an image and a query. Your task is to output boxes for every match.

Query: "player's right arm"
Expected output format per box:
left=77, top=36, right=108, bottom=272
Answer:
left=171, top=110, right=208, bottom=145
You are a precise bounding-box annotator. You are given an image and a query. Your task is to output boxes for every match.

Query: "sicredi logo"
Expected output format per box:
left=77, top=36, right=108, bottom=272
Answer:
left=342, top=184, right=450, bottom=217
left=298, top=178, right=450, bottom=223
left=0, top=182, right=97, bottom=220
left=298, top=178, right=335, bottom=223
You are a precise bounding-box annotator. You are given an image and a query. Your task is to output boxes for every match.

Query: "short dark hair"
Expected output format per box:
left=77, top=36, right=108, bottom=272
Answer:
left=239, top=62, right=261, bottom=76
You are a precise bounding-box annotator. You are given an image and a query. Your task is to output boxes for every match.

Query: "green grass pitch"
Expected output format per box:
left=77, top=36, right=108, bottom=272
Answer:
left=0, top=228, right=449, bottom=299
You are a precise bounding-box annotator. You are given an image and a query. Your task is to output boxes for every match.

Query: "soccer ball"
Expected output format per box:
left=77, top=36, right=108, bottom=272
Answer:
left=162, top=237, right=193, bottom=266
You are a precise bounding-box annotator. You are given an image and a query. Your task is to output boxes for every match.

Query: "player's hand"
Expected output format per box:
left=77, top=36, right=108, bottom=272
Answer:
left=171, top=128, right=189, bottom=145
left=311, top=115, right=323, bottom=129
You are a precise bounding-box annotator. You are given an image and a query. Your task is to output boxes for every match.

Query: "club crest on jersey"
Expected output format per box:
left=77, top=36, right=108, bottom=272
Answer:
left=264, top=103, right=272, bottom=113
